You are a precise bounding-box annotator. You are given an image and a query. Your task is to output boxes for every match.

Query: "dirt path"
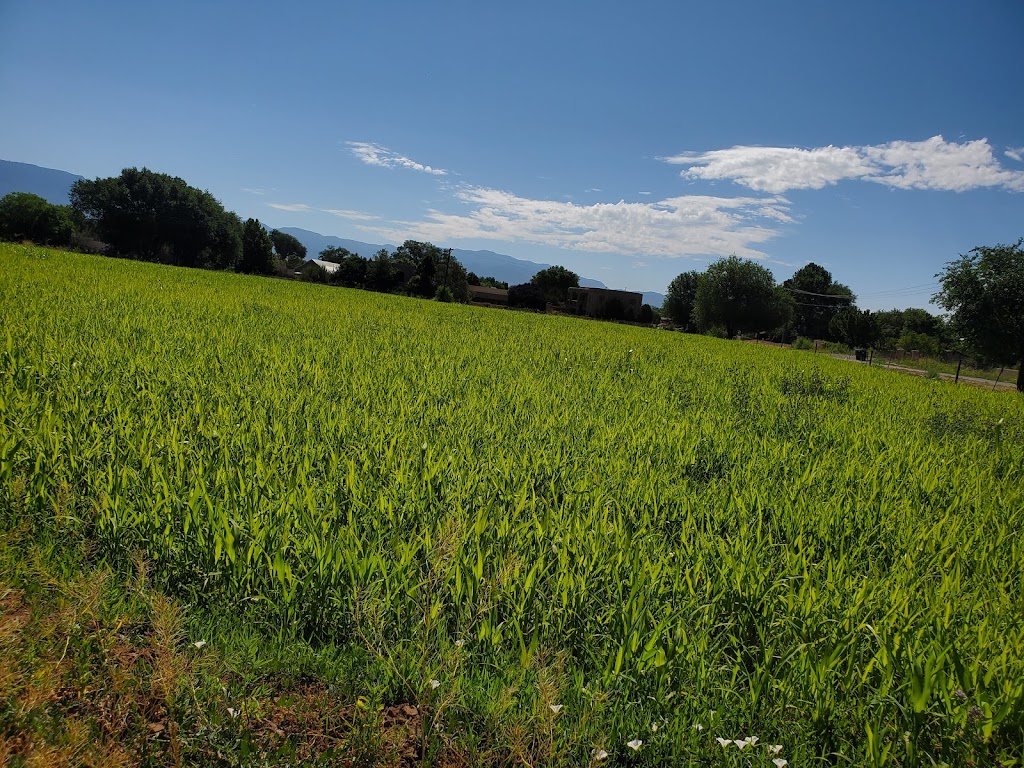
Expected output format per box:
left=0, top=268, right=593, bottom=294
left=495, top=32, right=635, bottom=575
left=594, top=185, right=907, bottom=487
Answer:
left=830, top=354, right=1019, bottom=392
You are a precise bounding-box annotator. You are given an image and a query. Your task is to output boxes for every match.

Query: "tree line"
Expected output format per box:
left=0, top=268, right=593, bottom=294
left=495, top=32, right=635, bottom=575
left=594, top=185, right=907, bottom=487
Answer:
left=661, top=247, right=1024, bottom=389
left=1, top=166, right=1020, bottom=389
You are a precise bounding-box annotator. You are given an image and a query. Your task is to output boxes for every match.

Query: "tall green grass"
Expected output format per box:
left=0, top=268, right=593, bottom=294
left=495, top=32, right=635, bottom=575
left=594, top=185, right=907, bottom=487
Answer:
left=2, top=243, right=1022, bottom=765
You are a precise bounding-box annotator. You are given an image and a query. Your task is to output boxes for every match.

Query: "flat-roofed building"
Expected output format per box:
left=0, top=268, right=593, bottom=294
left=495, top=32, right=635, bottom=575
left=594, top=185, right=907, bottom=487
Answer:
left=567, top=287, right=643, bottom=320
left=469, top=285, right=510, bottom=305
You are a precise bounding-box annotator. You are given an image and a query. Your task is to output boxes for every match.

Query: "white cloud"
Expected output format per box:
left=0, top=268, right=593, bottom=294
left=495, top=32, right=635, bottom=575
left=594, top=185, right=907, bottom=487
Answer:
left=267, top=202, right=314, bottom=212
left=1005, top=147, right=1023, bottom=163
left=356, top=186, right=792, bottom=259
left=324, top=208, right=380, bottom=220
left=638, top=191, right=652, bottom=195
left=241, top=187, right=267, bottom=195
left=346, top=141, right=448, bottom=175
left=664, top=136, right=1024, bottom=193
left=267, top=202, right=378, bottom=221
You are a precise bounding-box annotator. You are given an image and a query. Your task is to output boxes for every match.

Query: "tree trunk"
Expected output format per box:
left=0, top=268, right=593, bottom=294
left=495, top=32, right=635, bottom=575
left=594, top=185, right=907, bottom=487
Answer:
left=1017, top=357, right=1023, bottom=392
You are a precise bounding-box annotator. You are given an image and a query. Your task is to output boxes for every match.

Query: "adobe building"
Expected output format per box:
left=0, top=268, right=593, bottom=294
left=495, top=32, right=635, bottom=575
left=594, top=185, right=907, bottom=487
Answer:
left=567, top=287, right=643, bottom=319
left=469, top=285, right=510, bottom=305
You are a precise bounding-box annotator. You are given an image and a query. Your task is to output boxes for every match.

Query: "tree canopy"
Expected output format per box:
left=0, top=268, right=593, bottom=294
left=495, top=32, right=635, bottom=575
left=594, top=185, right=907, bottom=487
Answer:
left=70, top=168, right=242, bottom=269
left=531, top=265, right=579, bottom=304
left=662, top=270, right=700, bottom=330
left=829, top=307, right=880, bottom=348
left=783, top=263, right=855, bottom=340
left=239, top=218, right=276, bottom=275
left=693, top=256, right=792, bottom=339
left=270, top=229, right=307, bottom=269
left=934, top=239, right=1024, bottom=391
left=0, top=192, right=75, bottom=245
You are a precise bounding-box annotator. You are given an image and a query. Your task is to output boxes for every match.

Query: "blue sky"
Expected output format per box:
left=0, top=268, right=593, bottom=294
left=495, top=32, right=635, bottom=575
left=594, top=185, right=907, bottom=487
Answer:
left=2, top=0, right=1022, bottom=308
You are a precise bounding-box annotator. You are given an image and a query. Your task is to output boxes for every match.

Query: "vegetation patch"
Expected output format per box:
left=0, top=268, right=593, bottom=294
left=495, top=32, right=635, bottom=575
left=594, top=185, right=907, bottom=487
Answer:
left=1, top=244, right=1023, bottom=765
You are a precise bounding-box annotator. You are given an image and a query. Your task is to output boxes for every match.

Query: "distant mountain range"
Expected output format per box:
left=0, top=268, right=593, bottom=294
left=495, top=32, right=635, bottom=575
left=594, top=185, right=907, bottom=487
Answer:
left=0, top=159, right=665, bottom=307
left=0, top=160, right=84, bottom=205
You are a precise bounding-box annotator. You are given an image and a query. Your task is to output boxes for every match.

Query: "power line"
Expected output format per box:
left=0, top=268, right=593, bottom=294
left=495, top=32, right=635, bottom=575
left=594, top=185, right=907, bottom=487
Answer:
left=783, top=286, right=855, bottom=299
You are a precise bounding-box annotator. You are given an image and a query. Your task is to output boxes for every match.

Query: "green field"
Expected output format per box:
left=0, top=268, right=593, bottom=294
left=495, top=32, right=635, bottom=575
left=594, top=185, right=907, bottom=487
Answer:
left=2, top=243, right=1023, bottom=766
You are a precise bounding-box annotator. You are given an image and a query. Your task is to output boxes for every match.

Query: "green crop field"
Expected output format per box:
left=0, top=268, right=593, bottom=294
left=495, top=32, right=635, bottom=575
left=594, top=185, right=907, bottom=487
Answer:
left=1, top=242, right=1022, bottom=766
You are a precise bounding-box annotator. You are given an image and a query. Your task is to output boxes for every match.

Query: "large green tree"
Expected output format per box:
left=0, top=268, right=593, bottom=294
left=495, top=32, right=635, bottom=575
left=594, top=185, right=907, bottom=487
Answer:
left=783, top=262, right=855, bottom=340
left=829, top=307, right=880, bottom=348
left=70, top=168, right=242, bottom=269
left=531, top=265, right=579, bottom=304
left=270, top=229, right=307, bottom=269
left=693, top=256, right=792, bottom=339
left=662, top=270, right=701, bottom=330
left=321, top=246, right=368, bottom=287
left=239, top=218, right=276, bottom=275
left=0, top=192, right=75, bottom=245
left=934, top=239, right=1024, bottom=391
left=365, top=249, right=401, bottom=292
left=393, top=241, right=469, bottom=300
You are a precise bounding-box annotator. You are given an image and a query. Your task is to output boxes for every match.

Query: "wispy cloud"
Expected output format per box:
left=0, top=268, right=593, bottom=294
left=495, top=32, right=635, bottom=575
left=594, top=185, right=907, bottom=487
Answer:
left=638, top=191, right=652, bottom=196
left=324, top=209, right=380, bottom=221
left=664, top=136, right=1024, bottom=193
left=585, top=187, right=603, bottom=193
left=356, top=186, right=792, bottom=259
left=1007, top=147, right=1024, bottom=163
left=346, top=141, right=448, bottom=175
left=267, top=202, right=315, bottom=212
left=241, top=187, right=268, bottom=195
left=267, top=202, right=378, bottom=219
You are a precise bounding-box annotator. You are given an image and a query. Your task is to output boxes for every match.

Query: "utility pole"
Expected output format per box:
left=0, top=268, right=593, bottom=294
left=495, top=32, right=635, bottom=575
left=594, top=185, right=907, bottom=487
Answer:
left=442, top=248, right=452, bottom=292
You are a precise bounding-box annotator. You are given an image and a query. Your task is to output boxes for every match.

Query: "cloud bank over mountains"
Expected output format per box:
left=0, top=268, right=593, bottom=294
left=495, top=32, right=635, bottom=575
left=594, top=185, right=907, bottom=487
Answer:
left=267, top=136, right=1022, bottom=263
left=355, top=187, right=792, bottom=260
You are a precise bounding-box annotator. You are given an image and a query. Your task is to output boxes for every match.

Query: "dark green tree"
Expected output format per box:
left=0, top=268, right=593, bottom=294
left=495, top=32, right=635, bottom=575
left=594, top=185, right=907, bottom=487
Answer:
left=0, top=192, right=75, bottom=245
left=663, top=270, right=701, bottom=330
left=783, top=263, right=855, bottom=340
left=394, top=241, right=444, bottom=297
left=70, top=167, right=242, bottom=269
left=270, top=229, right=307, bottom=269
left=934, top=239, right=1024, bottom=391
left=479, top=276, right=508, bottom=289
left=693, top=256, right=791, bottom=339
left=829, top=307, right=880, bottom=348
left=325, top=249, right=368, bottom=287
left=239, top=218, right=276, bottom=274
left=508, top=282, right=547, bottom=310
left=531, top=265, right=579, bottom=304
left=365, top=249, right=401, bottom=292
left=638, top=304, right=655, bottom=324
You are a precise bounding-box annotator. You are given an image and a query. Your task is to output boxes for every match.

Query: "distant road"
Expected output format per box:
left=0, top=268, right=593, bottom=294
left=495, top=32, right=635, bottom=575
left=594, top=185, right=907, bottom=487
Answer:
left=830, top=353, right=1018, bottom=392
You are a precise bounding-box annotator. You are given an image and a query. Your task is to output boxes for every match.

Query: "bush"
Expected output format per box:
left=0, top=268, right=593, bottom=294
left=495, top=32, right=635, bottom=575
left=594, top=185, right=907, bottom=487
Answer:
left=0, top=192, right=76, bottom=245
left=792, top=336, right=814, bottom=350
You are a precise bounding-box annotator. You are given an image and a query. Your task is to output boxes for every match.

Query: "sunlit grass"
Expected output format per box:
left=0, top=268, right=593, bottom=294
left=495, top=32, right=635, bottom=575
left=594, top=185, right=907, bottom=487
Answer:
left=2, top=242, right=1022, bottom=765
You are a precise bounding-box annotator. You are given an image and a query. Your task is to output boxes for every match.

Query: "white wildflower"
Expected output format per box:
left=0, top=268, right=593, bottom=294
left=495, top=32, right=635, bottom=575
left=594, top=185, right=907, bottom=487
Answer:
left=693, top=723, right=704, bottom=731
left=227, top=707, right=239, bottom=718
left=192, top=640, right=206, bottom=649
left=769, top=745, right=783, bottom=754
left=773, top=760, right=788, bottom=767
left=429, top=679, right=440, bottom=689
left=454, top=639, right=465, bottom=648
left=592, top=748, right=609, bottom=761
left=747, top=736, right=759, bottom=746
left=549, top=704, right=563, bottom=714
left=735, top=738, right=750, bottom=749
left=716, top=737, right=732, bottom=747
left=627, top=739, right=643, bottom=751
